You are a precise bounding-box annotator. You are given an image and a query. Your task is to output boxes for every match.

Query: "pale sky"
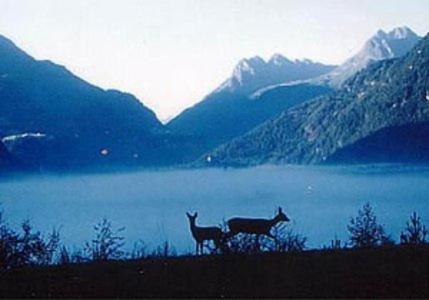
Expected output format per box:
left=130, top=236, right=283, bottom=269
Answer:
left=1, top=0, right=428, bottom=121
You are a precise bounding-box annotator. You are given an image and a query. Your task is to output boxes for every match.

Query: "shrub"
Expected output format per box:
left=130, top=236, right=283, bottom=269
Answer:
left=223, top=223, right=306, bottom=254
left=227, top=233, right=261, bottom=254
left=328, top=235, right=342, bottom=250
left=150, top=241, right=177, bottom=257
left=347, top=202, right=391, bottom=248
left=58, top=246, right=71, bottom=265
left=0, top=211, right=60, bottom=270
left=263, top=223, right=307, bottom=252
left=84, top=218, right=125, bottom=261
left=400, top=212, right=427, bottom=245
left=129, top=240, right=148, bottom=259
left=0, top=212, right=19, bottom=270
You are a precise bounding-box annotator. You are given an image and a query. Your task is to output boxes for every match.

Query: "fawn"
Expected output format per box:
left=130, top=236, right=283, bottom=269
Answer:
left=186, top=212, right=224, bottom=255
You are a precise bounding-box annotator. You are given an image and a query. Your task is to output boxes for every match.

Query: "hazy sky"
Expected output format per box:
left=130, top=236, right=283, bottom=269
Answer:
left=1, top=0, right=428, bottom=121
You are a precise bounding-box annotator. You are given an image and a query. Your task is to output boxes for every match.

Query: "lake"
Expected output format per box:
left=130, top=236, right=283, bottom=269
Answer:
left=1, top=164, right=429, bottom=253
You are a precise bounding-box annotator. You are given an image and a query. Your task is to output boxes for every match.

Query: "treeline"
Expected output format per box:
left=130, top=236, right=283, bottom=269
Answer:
left=0, top=203, right=427, bottom=272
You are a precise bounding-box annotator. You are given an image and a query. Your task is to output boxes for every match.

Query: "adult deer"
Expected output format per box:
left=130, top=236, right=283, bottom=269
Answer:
left=226, top=207, right=290, bottom=239
left=186, top=212, right=224, bottom=255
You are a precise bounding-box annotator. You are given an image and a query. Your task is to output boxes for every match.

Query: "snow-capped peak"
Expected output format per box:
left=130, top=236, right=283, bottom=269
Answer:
left=365, top=26, right=420, bottom=60
left=232, top=56, right=265, bottom=85
left=235, top=56, right=265, bottom=70
left=214, top=53, right=335, bottom=95
left=268, top=54, right=292, bottom=66
left=374, top=29, right=387, bottom=38
left=316, top=26, right=421, bottom=88
left=388, top=26, right=414, bottom=39
left=295, top=58, right=314, bottom=65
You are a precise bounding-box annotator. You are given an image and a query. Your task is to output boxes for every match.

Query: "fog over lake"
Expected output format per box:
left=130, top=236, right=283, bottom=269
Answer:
left=1, top=165, right=429, bottom=253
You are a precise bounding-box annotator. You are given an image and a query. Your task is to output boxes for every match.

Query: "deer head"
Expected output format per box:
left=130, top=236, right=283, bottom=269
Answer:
left=276, top=207, right=290, bottom=222
left=186, top=212, right=198, bottom=225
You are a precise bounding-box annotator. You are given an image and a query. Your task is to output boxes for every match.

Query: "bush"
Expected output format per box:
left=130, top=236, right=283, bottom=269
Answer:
left=400, top=212, right=427, bottom=245
left=84, top=218, right=125, bottom=261
left=226, top=233, right=261, bottom=254
left=327, top=235, right=342, bottom=250
left=150, top=241, right=177, bottom=257
left=263, top=224, right=307, bottom=252
left=223, top=223, right=306, bottom=254
left=58, top=246, right=71, bottom=265
left=347, top=202, right=391, bottom=248
left=129, top=240, right=148, bottom=259
left=0, top=211, right=60, bottom=271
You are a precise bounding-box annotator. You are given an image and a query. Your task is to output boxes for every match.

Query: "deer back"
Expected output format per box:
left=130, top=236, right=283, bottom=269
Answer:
left=193, top=225, right=223, bottom=242
left=227, top=217, right=273, bottom=235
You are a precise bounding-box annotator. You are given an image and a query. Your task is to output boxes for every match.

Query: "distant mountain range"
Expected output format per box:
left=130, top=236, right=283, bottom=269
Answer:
left=251, top=27, right=421, bottom=99
left=317, top=26, right=421, bottom=88
left=203, top=33, right=429, bottom=166
left=0, top=34, right=168, bottom=170
left=167, top=27, right=421, bottom=162
left=166, top=56, right=335, bottom=157
left=0, top=26, right=425, bottom=172
left=214, top=55, right=335, bottom=95
left=0, top=140, right=17, bottom=171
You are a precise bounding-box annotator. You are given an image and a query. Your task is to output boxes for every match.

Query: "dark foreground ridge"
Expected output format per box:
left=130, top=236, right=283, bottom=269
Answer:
left=1, top=245, right=428, bottom=298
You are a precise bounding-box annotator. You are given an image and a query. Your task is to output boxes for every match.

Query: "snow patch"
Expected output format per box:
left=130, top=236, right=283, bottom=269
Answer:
left=2, top=132, right=46, bottom=143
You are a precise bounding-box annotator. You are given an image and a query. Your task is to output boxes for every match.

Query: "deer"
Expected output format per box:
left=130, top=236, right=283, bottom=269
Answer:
left=226, top=207, right=290, bottom=242
left=186, top=212, right=224, bottom=255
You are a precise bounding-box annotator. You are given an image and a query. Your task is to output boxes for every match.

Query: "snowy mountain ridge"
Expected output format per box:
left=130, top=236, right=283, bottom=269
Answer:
left=215, top=54, right=335, bottom=95
left=250, top=26, right=421, bottom=97
left=318, top=26, right=421, bottom=88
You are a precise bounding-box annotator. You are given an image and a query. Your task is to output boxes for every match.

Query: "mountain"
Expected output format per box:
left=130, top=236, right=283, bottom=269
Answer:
left=0, top=140, right=17, bottom=171
left=203, top=33, right=429, bottom=166
left=216, top=55, right=335, bottom=95
left=168, top=27, right=419, bottom=163
left=251, top=27, right=421, bottom=100
left=0, top=34, right=167, bottom=170
left=317, top=26, right=421, bottom=88
left=166, top=55, right=335, bottom=160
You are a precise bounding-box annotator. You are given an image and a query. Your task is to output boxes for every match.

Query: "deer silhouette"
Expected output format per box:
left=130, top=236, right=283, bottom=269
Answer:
left=226, top=207, right=290, bottom=239
left=186, top=212, right=224, bottom=255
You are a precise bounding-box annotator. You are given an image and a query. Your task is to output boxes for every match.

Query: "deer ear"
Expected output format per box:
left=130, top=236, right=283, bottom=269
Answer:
left=278, top=207, right=282, bottom=213
left=194, top=212, right=198, bottom=218
left=186, top=212, right=191, bottom=218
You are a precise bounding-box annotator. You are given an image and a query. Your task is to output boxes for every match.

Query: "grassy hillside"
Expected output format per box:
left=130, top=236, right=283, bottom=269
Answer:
left=1, top=245, right=428, bottom=298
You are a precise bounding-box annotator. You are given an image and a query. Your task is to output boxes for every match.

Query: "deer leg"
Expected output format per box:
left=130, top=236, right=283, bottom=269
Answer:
left=214, top=239, right=220, bottom=254
left=217, top=237, right=225, bottom=254
left=255, top=235, right=260, bottom=252
left=196, top=241, right=199, bottom=255
left=225, top=230, right=237, bottom=240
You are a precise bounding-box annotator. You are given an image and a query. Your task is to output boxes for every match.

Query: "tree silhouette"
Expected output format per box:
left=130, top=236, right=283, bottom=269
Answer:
left=347, top=203, right=391, bottom=248
left=0, top=211, right=60, bottom=270
left=400, top=212, right=427, bottom=245
left=85, top=218, right=125, bottom=261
